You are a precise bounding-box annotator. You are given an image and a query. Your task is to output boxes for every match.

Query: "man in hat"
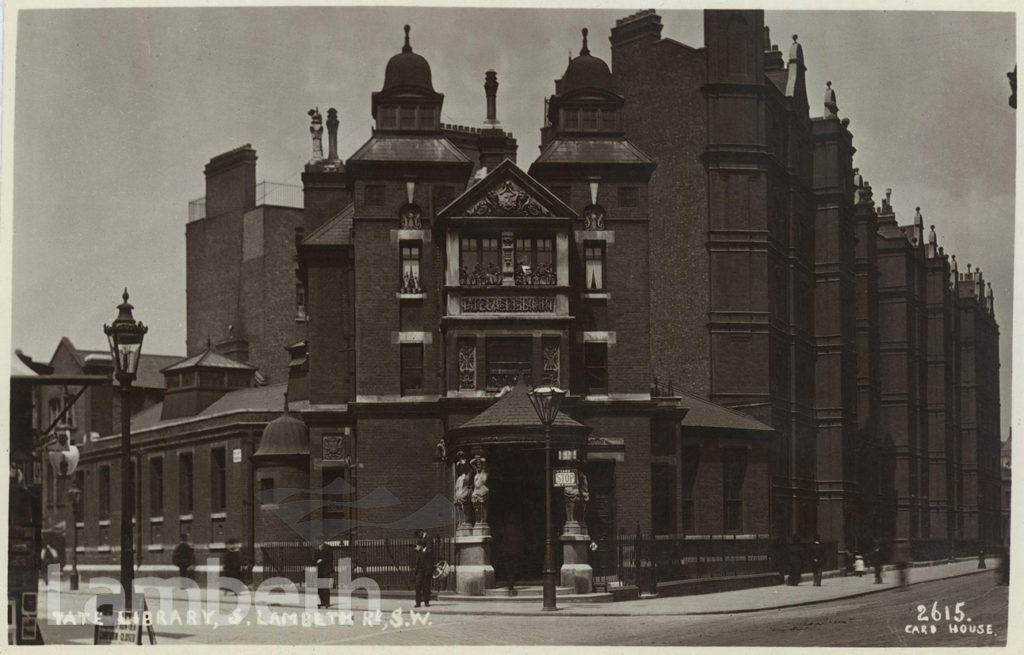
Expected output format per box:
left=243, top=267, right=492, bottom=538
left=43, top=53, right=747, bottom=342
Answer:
left=315, top=541, right=335, bottom=609
left=412, top=529, right=434, bottom=608
left=172, top=533, right=195, bottom=588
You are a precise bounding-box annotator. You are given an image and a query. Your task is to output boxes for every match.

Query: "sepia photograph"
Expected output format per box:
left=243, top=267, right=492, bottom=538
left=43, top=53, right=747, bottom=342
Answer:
left=2, top=0, right=1016, bottom=648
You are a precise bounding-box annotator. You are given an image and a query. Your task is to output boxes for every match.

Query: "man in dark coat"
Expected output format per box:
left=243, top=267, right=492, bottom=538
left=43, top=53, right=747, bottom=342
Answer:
left=872, top=540, right=885, bottom=584
left=172, top=534, right=195, bottom=588
left=810, top=535, right=824, bottom=586
left=222, top=538, right=244, bottom=595
left=315, top=542, right=335, bottom=609
left=412, top=529, right=434, bottom=608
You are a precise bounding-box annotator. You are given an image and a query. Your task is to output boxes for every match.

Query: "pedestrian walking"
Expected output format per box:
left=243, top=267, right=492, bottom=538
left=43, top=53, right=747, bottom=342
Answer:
left=852, top=552, right=866, bottom=577
left=500, top=516, right=523, bottom=590
left=172, top=533, right=195, bottom=588
left=315, top=542, right=335, bottom=609
left=222, top=538, right=244, bottom=595
left=871, top=541, right=884, bottom=584
left=894, top=539, right=910, bottom=590
left=412, top=529, right=434, bottom=608
left=811, top=535, right=824, bottom=586
left=787, top=534, right=802, bottom=586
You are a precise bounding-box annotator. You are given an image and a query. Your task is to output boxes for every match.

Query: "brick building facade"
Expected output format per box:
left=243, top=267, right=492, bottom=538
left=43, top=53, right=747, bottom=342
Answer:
left=46, top=9, right=1002, bottom=587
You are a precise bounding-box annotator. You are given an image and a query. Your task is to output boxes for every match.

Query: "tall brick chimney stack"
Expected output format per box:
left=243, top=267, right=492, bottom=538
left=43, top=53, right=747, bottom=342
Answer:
left=610, top=9, right=663, bottom=47
left=203, top=145, right=257, bottom=218
left=327, top=107, right=340, bottom=163
left=479, top=70, right=517, bottom=169
left=484, top=70, right=499, bottom=126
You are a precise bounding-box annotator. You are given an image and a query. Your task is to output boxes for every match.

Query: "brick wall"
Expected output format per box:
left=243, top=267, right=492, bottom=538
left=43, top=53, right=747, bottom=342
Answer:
left=611, top=15, right=710, bottom=397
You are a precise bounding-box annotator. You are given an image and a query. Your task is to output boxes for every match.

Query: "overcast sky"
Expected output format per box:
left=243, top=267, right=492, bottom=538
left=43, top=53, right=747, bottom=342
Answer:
left=3, top=3, right=1016, bottom=434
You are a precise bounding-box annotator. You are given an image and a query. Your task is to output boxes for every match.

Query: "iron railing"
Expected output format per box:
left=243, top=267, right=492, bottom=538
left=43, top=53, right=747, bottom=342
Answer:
left=650, top=377, right=678, bottom=398
left=257, top=538, right=457, bottom=591
left=187, top=181, right=303, bottom=223
left=593, top=533, right=783, bottom=586
left=255, top=181, right=303, bottom=209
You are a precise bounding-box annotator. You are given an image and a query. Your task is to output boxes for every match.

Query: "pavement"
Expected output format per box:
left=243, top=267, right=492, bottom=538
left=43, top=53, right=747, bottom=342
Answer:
left=40, top=556, right=1001, bottom=620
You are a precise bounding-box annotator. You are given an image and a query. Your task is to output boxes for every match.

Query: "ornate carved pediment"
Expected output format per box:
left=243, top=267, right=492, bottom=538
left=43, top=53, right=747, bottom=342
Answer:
left=466, top=179, right=551, bottom=217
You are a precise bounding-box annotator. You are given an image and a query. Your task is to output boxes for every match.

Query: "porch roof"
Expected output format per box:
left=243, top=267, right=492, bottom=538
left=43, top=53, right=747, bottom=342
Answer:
left=454, top=378, right=584, bottom=432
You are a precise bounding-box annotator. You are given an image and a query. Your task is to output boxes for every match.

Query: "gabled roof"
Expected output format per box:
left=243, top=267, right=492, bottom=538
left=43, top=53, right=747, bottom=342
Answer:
left=46, top=337, right=180, bottom=389
left=303, top=203, right=354, bottom=247
left=533, top=138, right=654, bottom=166
left=455, top=378, right=584, bottom=432
left=438, top=158, right=577, bottom=220
left=136, top=354, right=188, bottom=389
left=131, top=382, right=309, bottom=433
left=162, top=347, right=256, bottom=373
left=348, top=135, right=471, bottom=164
left=678, top=391, right=775, bottom=434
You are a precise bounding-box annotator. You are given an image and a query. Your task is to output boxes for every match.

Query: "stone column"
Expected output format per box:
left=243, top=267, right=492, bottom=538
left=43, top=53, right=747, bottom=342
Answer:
left=560, top=468, right=593, bottom=593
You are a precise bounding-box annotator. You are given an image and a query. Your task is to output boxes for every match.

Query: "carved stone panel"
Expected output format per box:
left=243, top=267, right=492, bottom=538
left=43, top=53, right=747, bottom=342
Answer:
left=458, top=340, right=476, bottom=390
left=466, top=180, right=550, bottom=217
left=460, top=296, right=555, bottom=313
left=322, top=435, right=349, bottom=462
left=543, top=342, right=560, bottom=386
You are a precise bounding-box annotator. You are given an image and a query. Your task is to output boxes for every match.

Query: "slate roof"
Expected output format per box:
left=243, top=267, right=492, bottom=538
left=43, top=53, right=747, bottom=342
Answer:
left=66, top=342, right=180, bottom=389
left=131, top=382, right=309, bottom=432
left=456, top=379, right=584, bottom=432
left=534, top=138, right=654, bottom=166
left=303, top=203, right=354, bottom=246
left=678, top=391, right=775, bottom=434
left=348, top=136, right=471, bottom=164
left=162, top=348, right=256, bottom=373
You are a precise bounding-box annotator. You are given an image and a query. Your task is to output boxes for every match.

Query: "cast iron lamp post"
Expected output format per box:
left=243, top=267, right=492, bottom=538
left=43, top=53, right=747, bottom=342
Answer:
left=67, top=485, right=82, bottom=590
left=104, top=289, right=147, bottom=610
left=527, top=384, right=567, bottom=611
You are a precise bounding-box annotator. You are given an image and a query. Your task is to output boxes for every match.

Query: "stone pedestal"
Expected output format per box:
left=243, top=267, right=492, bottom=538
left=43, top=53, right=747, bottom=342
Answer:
left=562, top=520, right=585, bottom=537
left=472, top=522, right=491, bottom=538
left=455, top=535, right=494, bottom=596
left=560, top=533, right=593, bottom=594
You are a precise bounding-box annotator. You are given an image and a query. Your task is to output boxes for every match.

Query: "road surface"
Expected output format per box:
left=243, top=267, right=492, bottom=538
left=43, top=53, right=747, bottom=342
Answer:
left=40, top=570, right=1007, bottom=646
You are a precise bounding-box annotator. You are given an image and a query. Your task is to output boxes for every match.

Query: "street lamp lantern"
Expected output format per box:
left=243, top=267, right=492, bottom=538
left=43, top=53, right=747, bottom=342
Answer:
left=527, top=385, right=566, bottom=426
left=528, top=384, right=567, bottom=612
left=104, top=289, right=146, bottom=611
left=46, top=429, right=80, bottom=478
left=104, top=289, right=147, bottom=384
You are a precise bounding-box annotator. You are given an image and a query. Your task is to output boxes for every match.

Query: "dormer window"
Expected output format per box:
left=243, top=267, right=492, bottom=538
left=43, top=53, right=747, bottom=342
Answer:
left=583, top=109, right=599, bottom=131
left=380, top=106, right=398, bottom=129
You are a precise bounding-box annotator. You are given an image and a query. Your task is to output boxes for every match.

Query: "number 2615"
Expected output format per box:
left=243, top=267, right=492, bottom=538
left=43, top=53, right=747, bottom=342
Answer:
left=917, top=601, right=965, bottom=622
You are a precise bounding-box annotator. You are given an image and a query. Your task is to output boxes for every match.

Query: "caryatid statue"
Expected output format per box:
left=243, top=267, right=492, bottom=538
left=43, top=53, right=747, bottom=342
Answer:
left=470, top=454, right=490, bottom=527
left=453, top=451, right=473, bottom=527
left=564, top=470, right=590, bottom=525
left=308, top=107, right=324, bottom=164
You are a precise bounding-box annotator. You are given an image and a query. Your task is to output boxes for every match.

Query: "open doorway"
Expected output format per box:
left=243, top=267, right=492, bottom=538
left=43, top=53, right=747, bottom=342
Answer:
left=487, top=445, right=561, bottom=583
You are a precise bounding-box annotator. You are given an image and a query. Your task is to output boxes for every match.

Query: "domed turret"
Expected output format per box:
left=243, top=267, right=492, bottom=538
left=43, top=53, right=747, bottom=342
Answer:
left=381, top=25, right=436, bottom=92
left=253, top=401, right=310, bottom=464
left=542, top=27, right=624, bottom=141
left=371, top=24, right=444, bottom=130
left=560, top=28, right=614, bottom=94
